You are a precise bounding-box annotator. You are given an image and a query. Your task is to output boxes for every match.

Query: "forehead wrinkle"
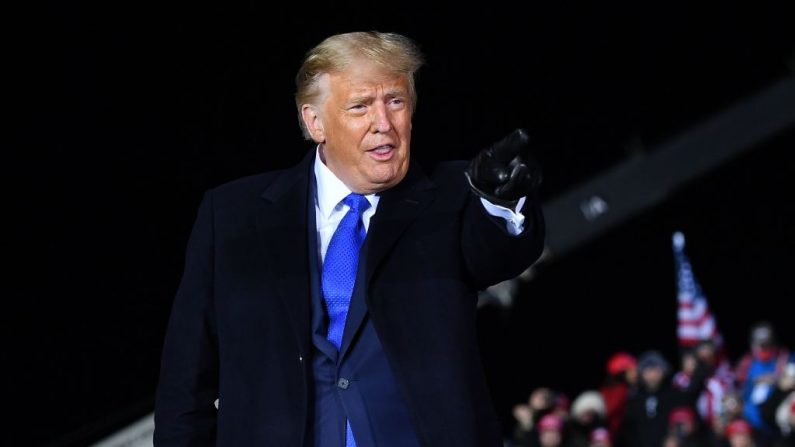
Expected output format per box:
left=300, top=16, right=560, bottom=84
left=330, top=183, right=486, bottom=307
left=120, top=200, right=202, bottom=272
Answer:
left=384, top=86, right=407, bottom=97
left=345, top=83, right=407, bottom=101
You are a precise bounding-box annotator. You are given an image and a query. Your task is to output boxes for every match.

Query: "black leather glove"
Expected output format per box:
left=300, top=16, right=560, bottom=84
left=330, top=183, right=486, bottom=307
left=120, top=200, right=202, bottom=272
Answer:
left=465, top=128, right=542, bottom=208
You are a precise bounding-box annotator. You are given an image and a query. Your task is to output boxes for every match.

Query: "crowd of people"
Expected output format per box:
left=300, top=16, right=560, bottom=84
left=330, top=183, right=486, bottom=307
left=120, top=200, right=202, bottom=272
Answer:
left=509, top=322, right=794, bottom=447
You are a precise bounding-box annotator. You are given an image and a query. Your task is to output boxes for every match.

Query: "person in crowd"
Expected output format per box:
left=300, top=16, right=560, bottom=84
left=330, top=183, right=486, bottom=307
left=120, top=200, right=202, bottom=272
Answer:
left=673, top=340, right=736, bottom=436
left=535, top=413, right=570, bottom=447
left=734, top=322, right=793, bottom=446
left=673, top=347, right=700, bottom=390
left=514, top=388, right=565, bottom=446
left=600, top=352, right=638, bottom=440
left=567, top=390, right=608, bottom=447
left=724, top=419, right=757, bottom=447
left=617, top=350, right=703, bottom=447
left=666, top=406, right=705, bottom=447
left=760, top=358, right=795, bottom=447
left=711, top=390, right=746, bottom=445
left=554, top=393, right=573, bottom=422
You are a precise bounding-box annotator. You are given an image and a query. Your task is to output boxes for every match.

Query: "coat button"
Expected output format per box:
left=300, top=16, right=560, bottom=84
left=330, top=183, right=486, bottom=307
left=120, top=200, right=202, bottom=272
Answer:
left=337, top=378, right=350, bottom=390
left=298, top=354, right=304, bottom=363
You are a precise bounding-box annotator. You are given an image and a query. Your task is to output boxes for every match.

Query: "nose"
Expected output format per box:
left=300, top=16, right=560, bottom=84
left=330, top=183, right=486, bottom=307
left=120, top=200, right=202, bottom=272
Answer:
left=370, top=102, right=392, bottom=133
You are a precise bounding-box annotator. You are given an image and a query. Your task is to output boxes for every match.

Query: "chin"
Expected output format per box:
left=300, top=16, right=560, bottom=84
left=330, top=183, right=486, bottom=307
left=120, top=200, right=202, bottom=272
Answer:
left=369, top=164, right=405, bottom=182
left=383, top=171, right=408, bottom=186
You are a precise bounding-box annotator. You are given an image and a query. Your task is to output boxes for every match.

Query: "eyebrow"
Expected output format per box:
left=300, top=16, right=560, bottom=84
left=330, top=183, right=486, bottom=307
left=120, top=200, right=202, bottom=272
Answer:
left=347, top=95, right=374, bottom=105
left=347, top=88, right=408, bottom=104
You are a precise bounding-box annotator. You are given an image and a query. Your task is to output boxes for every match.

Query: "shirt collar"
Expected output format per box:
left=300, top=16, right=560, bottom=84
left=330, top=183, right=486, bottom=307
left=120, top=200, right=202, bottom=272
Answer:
left=313, top=145, right=379, bottom=219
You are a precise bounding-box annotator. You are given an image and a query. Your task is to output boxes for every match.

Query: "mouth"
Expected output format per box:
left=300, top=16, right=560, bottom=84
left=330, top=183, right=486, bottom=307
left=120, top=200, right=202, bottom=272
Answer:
left=366, top=144, right=396, bottom=161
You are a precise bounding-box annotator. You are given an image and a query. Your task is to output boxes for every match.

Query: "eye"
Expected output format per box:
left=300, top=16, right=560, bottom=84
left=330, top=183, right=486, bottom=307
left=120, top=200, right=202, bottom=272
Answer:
left=388, top=98, right=407, bottom=109
left=348, top=104, right=366, bottom=113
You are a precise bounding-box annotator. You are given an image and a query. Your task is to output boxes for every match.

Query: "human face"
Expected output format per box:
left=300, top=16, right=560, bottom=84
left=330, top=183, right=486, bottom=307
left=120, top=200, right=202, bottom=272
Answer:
left=301, top=59, right=412, bottom=194
left=729, top=434, right=753, bottom=447
left=539, top=430, right=561, bottom=447
left=641, top=366, right=664, bottom=391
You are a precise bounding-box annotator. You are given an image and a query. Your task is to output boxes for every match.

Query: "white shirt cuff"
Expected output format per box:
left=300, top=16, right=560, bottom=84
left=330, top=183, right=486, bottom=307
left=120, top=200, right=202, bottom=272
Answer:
left=480, top=197, right=526, bottom=236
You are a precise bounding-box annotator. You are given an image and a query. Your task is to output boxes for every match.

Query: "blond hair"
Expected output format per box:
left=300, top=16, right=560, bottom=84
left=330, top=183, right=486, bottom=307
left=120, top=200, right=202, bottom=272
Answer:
left=294, top=31, right=425, bottom=140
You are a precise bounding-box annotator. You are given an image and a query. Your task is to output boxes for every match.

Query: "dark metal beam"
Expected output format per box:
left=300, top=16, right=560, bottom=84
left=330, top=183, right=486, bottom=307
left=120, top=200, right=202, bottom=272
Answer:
left=540, top=75, right=795, bottom=259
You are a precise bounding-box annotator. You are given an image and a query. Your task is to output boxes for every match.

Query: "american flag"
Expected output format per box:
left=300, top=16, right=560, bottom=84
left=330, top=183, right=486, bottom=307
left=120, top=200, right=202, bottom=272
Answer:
left=673, top=231, right=720, bottom=346
left=672, top=231, right=734, bottom=423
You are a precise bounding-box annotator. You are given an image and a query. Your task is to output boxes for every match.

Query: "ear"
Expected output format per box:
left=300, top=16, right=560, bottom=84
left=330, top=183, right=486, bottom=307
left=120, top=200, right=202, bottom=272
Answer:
left=301, top=104, right=325, bottom=143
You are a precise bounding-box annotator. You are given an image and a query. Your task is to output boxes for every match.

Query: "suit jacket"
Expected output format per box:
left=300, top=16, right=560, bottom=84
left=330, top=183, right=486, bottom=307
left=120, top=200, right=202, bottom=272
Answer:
left=154, top=150, right=545, bottom=446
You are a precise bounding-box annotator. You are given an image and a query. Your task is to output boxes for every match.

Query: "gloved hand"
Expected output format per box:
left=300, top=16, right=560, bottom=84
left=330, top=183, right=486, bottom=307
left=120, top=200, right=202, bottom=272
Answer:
left=465, top=128, right=542, bottom=208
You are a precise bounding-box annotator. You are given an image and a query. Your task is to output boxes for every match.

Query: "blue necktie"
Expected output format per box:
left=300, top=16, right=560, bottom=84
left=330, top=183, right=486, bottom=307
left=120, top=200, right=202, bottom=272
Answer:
left=321, top=193, right=370, bottom=447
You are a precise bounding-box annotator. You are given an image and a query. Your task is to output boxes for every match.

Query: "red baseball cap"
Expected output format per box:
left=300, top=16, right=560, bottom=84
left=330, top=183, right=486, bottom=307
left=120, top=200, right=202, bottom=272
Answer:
left=538, top=413, right=564, bottom=432
left=725, top=419, right=752, bottom=438
left=668, top=407, right=696, bottom=426
left=607, top=352, right=637, bottom=375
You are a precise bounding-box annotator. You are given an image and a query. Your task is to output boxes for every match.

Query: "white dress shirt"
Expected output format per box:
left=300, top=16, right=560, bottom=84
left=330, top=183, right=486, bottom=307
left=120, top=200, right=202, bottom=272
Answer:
left=313, top=147, right=526, bottom=266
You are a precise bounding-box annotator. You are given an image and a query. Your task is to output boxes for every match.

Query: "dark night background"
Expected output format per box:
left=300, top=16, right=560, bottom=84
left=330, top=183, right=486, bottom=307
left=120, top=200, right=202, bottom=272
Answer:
left=9, top=2, right=795, bottom=445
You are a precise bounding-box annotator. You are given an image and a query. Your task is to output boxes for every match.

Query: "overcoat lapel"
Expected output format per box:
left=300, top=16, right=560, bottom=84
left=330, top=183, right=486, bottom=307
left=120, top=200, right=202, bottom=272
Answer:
left=256, top=152, right=315, bottom=356
left=338, top=163, right=436, bottom=358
